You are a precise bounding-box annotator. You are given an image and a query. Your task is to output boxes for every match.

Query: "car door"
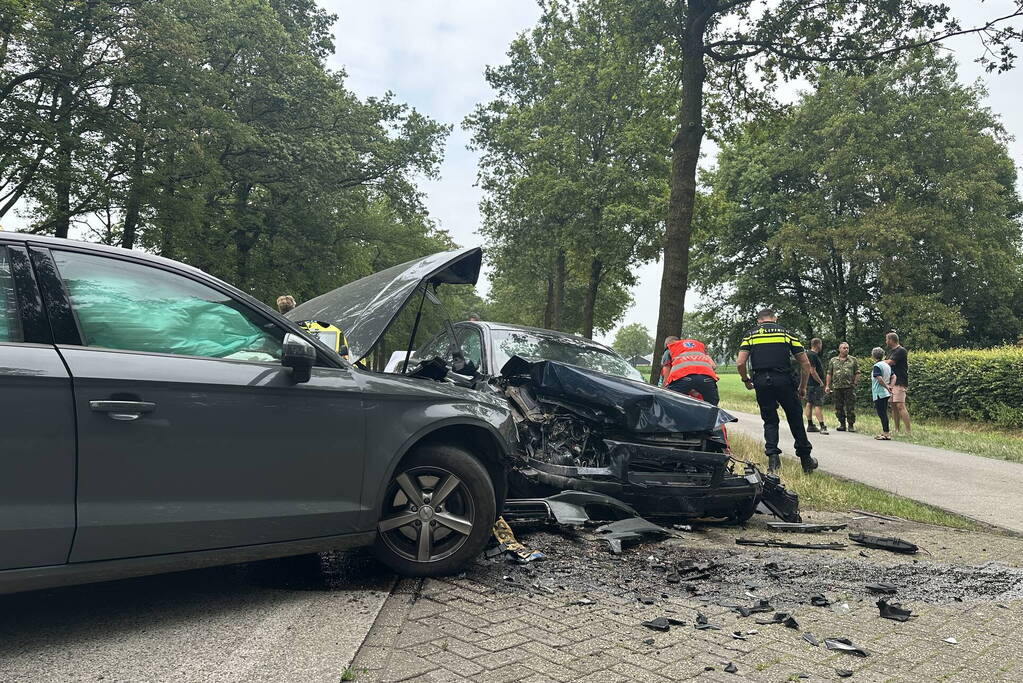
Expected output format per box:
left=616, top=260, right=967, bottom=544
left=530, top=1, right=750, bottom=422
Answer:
left=0, top=244, right=76, bottom=570
left=32, top=245, right=366, bottom=563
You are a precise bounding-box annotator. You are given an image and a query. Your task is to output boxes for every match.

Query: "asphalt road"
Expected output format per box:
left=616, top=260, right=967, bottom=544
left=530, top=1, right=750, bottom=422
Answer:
left=726, top=408, right=1023, bottom=533
left=0, top=552, right=394, bottom=683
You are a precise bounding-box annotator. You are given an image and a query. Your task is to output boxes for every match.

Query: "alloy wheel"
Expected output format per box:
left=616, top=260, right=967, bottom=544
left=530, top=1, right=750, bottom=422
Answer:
left=378, top=465, right=476, bottom=563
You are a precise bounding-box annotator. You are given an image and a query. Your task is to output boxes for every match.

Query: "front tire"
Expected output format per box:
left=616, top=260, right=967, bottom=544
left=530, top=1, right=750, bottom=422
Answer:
left=374, top=445, right=496, bottom=577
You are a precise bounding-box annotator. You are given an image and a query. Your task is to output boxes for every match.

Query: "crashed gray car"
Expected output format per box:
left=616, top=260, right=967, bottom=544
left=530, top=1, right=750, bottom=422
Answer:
left=295, top=247, right=801, bottom=526
left=0, top=237, right=514, bottom=594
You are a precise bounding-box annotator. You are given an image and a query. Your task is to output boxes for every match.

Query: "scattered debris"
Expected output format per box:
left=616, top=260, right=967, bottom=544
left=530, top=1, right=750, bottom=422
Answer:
left=837, top=670, right=854, bottom=678
left=642, top=617, right=671, bottom=632
left=944, top=637, right=958, bottom=645
left=865, top=583, right=898, bottom=595
left=637, top=594, right=656, bottom=605
left=724, top=662, right=738, bottom=674
left=802, top=633, right=820, bottom=647
left=877, top=599, right=913, bottom=622
left=575, top=597, right=594, bottom=605
left=736, top=538, right=846, bottom=550
left=490, top=517, right=545, bottom=563
left=731, top=598, right=774, bottom=617
left=755, top=612, right=800, bottom=629
left=766, top=521, right=847, bottom=532
left=848, top=533, right=918, bottom=554
left=851, top=509, right=902, bottom=522
left=595, top=517, right=673, bottom=554
left=695, top=612, right=722, bottom=630
left=642, top=638, right=654, bottom=645
left=730, top=631, right=746, bottom=640
left=824, top=638, right=870, bottom=657
left=810, top=593, right=831, bottom=607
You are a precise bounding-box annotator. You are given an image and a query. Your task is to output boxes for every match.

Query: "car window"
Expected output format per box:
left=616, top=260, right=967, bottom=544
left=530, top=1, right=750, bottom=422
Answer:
left=457, top=327, right=483, bottom=369
left=491, top=328, right=643, bottom=380
left=0, top=247, right=23, bottom=343
left=52, top=250, right=283, bottom=362
left=416, top=329, right=454, bottom=361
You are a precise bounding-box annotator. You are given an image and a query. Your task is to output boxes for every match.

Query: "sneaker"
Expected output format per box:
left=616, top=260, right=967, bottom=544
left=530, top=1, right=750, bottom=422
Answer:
left=801, top=457, right=819, bottom=474
left=836, top=424, right=846, bottom=432
left=819, top=423, right=829, bottom=435
left=807, top=423, right=819, bottom=433
left=768, top=454, right=782, bottom=473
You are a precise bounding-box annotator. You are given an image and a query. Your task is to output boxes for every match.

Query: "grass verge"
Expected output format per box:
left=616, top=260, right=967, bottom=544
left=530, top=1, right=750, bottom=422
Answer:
left=717, top=374, right=1023, bottom=464
left=727, top=431, right=982, bottom=530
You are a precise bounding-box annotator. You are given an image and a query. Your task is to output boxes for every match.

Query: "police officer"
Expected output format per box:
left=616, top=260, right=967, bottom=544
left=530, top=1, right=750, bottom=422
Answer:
left=736, top=308, right=819, bottom=475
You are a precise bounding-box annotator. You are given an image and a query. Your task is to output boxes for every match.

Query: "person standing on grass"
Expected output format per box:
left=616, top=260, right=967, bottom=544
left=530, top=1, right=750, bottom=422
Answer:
left=804, top=338, right=828, bottom=434
left=870, top=347, right=893, bottom=440
left=825, top=341, right=860, bottom=432
left=736, top=308, right=818, bottom=475
left=885, top=331, right=911, bottom=434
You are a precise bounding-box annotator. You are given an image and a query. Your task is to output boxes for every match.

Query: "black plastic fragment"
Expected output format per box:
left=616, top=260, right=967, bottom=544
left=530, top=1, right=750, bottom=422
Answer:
left=731, top=631, right=747, bottom=640
left=766, top=521, right=847, bottom=532
left=865, top=583, right=898, bottom=595
left=824, top=638, right=869, bottom=657
left=837, top=670, right=854, bottom=678
left=732, top=599, right=774, bottom=617
left=736, top=538, right=846, bottom=550
left=637, top=594, right=656, bottom=605
left=848, top=532, right=918, bottom=554
left=724, top=662, right=738, bottom=674
left=755, top=612, right=799, bottom=629
left=642, top=617, right=671, bottom=632
left=810, top=593, right=831, bottom=607
left=802, top=633, right=820, bottom=647
left=642, top=637, right=655, bottom=645
left=695, top=612, right=722, bottom=630
left=877, top=599, right=913, bottom=622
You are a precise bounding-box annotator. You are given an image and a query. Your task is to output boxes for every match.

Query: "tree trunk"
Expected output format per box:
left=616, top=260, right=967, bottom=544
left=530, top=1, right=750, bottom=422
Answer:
left=120, top=135, right=147, bottom=249
left=649, top=3, right=710, bottom=383
left=551, top=247, right=566, bottom=330
left=543, top=276, right=554, bottom=329
left=581, top=257, right=603, bottom=339
left=53, top=140, right=72, bottom=238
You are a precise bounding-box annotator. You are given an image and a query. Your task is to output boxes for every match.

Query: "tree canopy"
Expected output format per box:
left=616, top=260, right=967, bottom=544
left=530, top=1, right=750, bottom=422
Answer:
left=693, top=50, right=1023, bottom=352
left=612, top=322, right=654, bottom=360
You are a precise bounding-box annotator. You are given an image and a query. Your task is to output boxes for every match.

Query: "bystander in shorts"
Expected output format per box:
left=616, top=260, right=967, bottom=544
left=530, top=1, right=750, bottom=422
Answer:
left=805, top=384, right=824, bottom=407
left=890, top=385, right=907, bottom=403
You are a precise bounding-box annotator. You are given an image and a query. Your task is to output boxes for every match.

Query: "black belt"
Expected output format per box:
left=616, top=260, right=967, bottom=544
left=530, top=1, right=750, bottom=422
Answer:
left=753, top=367, right=790, bottom=375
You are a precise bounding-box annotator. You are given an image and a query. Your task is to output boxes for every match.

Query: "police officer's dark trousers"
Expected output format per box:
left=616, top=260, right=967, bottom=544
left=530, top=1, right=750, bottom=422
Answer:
left=753, top=370, right=813, bottom=461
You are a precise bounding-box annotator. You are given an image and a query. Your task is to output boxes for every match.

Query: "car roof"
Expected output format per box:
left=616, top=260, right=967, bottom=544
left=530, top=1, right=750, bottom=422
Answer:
left=471, top=320, right=618, bottom=353
left=0, top=232, right=234, bottom=288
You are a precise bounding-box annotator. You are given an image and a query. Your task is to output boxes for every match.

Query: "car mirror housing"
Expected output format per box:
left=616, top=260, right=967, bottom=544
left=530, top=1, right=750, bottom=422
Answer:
left=282, top=332, right=316, bottom=383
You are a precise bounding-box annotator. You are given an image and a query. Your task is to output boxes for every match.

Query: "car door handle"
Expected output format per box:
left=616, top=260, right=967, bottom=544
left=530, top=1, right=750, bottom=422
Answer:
left=89, top=400, right=157, bottom=421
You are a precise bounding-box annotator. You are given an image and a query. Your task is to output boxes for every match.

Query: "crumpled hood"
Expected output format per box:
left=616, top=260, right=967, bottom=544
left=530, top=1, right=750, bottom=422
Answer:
left=502, top=355, right=735, bottom=434
left=287, top=247, right=483, bottom=363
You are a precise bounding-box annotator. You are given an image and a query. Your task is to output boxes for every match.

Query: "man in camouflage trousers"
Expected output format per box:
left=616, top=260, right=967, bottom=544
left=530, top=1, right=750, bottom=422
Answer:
left=825, top=341, right=860, bottom=432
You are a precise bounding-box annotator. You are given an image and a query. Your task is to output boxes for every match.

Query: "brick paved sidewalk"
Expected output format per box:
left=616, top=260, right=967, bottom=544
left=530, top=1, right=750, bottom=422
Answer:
left=351, top=515, right=1023, bottom=682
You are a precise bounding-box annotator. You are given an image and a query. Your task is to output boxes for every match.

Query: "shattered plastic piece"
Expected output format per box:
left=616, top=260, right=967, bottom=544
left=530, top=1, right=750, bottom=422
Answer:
left=754, top=612, right=799, bottom=629
left=491, top=517, right=545, bottom=563
left=731, top=599, right=774, bottom=617
left=837, top=670, right=854, bottom=678
left=724, top=662, right=738, bottom=674
left=642, top=638, right=655, bottom=645
left=766, top=521, right=847, bottom=532
left=865, top=583, right=898, bottom=595
left=667, top=617, right=686, bottom=626
left=694, top=612, right=722, bottom=630
left=642, top=617, right=671, bottom=632
left=736, top=538, right=846, bottom=550
left=576, top=597, right=594, bottom=605
left=731, top=631, right=747, bottom=640
left=596, top=517, right=673, bottom=544
left=848, top=532, right=918, bottom=554
left=604, top=538, right=623, bottom=555
left=810, top=594, right=831, bottom=607
left=877, top=599, right=913, bottom=622
left=637, top=594, right=656, bottom=605
left=760, top=473, right=802, bottom=523
left=824, top=638, right=869, bottom=657
left=802, top=633, right=820, bottom=647
left=944, top=637, right=958, bottom=645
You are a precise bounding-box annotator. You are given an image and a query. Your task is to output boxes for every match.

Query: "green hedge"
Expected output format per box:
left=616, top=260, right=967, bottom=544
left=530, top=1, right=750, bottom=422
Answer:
left=851, top=347, right=1023, bottom=428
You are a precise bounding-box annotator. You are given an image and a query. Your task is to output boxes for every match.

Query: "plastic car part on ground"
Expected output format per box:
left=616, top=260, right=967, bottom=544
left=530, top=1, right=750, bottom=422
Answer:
left=501, top=491, right=640, bottom=527
left=735, top=538, right=847, bottom=550
left=595, top=517, right=674, bottom=554
left=488, top=517, right=545, bottom=563
left=824, top=638, right=870, bottom=657
left=876, top=599, right=914, bottom=622
left=766, top=521, right=847, bottom=532
left=865, top=582, right=899, bottom=595
left=848, top=533, right=919, bottom=554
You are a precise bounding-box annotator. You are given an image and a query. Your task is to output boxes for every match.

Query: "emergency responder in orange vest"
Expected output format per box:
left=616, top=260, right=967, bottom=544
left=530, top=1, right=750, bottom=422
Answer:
left=664, top=338, right=720, bottom=405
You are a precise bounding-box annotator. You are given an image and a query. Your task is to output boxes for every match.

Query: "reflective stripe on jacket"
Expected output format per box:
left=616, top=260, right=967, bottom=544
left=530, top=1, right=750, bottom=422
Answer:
left=665, top=340, right=718, bottom=385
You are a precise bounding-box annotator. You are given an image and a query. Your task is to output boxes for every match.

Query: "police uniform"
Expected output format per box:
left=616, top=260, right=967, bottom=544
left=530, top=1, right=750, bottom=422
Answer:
left=738, top=322, right=815, bottom=472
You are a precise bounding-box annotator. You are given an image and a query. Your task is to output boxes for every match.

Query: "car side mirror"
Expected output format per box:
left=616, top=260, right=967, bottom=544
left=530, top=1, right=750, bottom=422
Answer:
left=282, top=333, right=316, bottom=383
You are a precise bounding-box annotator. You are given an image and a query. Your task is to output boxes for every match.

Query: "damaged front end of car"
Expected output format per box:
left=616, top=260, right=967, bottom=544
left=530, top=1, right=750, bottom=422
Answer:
left=498, top=355, right=801, bottom=523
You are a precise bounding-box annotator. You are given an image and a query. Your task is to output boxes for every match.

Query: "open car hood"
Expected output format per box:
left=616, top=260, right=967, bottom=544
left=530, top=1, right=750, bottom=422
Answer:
left=287, top=247, right=483, bottom=363
left=501, top=355, right=736, bottom=434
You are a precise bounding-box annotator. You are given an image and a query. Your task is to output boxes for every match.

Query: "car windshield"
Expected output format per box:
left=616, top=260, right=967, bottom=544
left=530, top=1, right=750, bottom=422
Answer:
left=490, top=328, right=643, bottom=381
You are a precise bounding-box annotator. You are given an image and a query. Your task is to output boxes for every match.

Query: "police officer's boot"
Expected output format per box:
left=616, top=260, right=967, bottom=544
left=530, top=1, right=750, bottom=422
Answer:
left=801, top=456, right=819, bottom=475
left=768, top=453, right=782, bottom=473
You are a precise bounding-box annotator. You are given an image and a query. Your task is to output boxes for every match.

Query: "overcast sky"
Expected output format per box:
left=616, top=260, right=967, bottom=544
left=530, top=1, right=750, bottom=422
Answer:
left=321, top=0, right=1023, bottom=344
